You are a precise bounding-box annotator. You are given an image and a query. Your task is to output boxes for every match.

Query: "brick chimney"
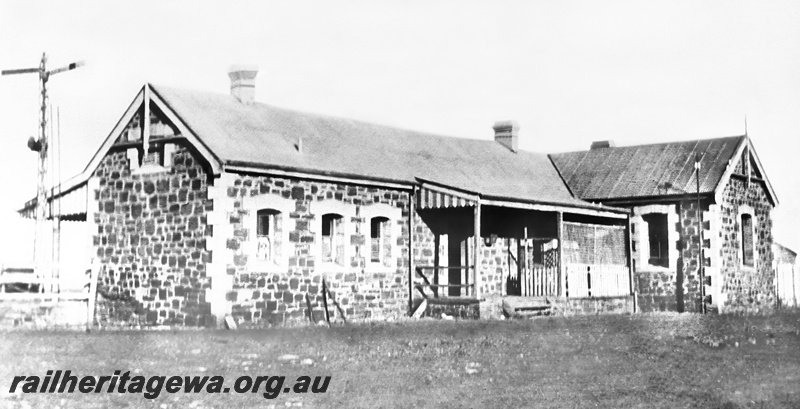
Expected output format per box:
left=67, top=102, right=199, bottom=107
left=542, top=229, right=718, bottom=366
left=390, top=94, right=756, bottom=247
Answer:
left=493, top=121, right=519, bottom=152
left=590, top=140, right=616, bottom=150
left=228, top=65, right=259, bottom=105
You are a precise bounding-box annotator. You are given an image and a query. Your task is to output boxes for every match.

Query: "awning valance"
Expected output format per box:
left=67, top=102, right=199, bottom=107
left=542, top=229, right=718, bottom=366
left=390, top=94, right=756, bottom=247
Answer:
left=18, top=181, right=88, bottom=221
left=417, top=181, right=478, bottom=209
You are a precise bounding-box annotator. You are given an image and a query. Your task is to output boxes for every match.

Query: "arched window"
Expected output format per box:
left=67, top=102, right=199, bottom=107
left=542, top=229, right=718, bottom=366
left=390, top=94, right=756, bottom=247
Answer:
left=256, top=209, right=281, bottom=263
left=370, top=216, right=391, bottom=266
left=741, top=213, right=754, bottom=267
left=321, top=213, right=344, bottom=265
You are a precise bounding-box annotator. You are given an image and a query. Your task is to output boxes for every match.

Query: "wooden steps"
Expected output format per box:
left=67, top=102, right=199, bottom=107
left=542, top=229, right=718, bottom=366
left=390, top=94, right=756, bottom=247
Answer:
left=503, top=297, right=552, bottom=318
left=411, top=297, right=481, bottom=320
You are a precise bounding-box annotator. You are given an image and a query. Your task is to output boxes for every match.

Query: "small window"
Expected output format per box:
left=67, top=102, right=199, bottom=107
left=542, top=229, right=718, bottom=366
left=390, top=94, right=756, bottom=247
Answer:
left=741, top=214, right=754, bottom=267
left=643, top=213, right=669, bottom=268
left=143, top=143, right=164, bottom=166
left=370, top=217, right=391, bottom=266
left=256, top=209, right=281, bottom=263
left=141, top=143, right=175, bottom=168
left=322, top=213, right=344, bottom=265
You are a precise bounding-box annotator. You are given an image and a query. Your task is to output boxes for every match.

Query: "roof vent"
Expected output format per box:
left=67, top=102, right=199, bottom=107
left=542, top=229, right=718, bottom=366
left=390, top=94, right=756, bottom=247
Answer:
left=493, top=120, right=519, bottom=152
left=228, top=65, right=259, bottom=105
left=590, top=140, right=616, bottom=150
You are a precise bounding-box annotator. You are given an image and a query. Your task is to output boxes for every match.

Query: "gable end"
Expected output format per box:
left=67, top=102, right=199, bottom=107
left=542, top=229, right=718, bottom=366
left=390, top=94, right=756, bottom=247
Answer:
left=714, top=137, right=777, bottom=206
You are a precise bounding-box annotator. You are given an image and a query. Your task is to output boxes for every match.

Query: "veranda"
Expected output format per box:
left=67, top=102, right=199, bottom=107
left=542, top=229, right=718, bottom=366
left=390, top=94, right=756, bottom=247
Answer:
left=412, top=184, right=633, bottom=316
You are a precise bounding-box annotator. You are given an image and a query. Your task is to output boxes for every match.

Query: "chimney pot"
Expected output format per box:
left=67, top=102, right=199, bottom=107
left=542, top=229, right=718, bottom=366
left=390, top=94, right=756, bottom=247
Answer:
left=493, top=120, right=519, bottom=152
left=228, top=65, right=259, bottom=105
left=590, top=140, right=616, bottom=150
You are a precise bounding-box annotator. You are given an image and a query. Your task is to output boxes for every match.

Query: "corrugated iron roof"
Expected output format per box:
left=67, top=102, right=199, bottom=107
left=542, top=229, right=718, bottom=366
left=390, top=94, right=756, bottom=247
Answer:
left=550, top=136, right=745, bottom=201
left=774, top=242, right=797, bottom=263
left=151, top=85, right=608, bottom=211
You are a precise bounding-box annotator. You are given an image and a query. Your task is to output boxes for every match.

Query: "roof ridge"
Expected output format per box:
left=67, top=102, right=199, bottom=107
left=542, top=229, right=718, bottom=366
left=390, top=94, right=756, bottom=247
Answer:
left=150, top=83, right=504, bottom=148
left=148, top=84, right=590, bottom=210
left=552, top=134, right=746, bottom=155
left=550, top=135, right=746, bottom=201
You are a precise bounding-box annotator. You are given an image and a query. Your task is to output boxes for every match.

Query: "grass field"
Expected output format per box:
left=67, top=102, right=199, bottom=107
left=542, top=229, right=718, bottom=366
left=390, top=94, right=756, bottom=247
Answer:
left=1, top=312, right=799, bottom=408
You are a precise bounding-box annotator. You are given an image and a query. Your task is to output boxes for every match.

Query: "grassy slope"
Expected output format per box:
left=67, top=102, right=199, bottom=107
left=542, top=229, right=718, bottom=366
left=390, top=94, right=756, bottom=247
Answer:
left=1, top=312, right=799, bottom=408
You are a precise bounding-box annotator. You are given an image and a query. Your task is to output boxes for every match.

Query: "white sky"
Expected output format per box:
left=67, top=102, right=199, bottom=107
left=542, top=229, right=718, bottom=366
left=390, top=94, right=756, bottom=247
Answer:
left=0, top=0, right=798, bottom=261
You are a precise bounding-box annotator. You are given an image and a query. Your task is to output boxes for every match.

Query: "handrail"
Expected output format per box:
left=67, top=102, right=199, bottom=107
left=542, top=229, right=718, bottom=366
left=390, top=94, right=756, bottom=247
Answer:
left=416, top=265, right=474, bottom=271
left=415, top=268, right=435, bottom=298
left=414, top=266, right=475, bottom=298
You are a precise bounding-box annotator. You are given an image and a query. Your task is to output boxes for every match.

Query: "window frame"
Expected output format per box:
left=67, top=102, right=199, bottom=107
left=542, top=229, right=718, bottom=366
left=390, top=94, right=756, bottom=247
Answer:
left=642, top=213, right=670, bottom=268
left=369, top=216, right=391, bottom=267
left=632, top=205, right=678, bottom=272
left=321, top=213, right=345, bottom=265
left=738, top=207, right=756, bottom=269
left=312, top=200, right=356, bottom=272
left=360, top=203, right=402, bottom=272
left=242, top=194, right=295, bottom=273
left=129, top=142, right=176, bottom=174
left=255, top=209, right=281, bottom=264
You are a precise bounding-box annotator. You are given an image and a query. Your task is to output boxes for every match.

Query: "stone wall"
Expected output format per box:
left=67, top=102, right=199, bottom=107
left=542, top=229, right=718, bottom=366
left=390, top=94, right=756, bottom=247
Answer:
left=631, top=204, right=685, bottom=312
left=479, top=237, right=510, bottom=297
left=210, top=176, right=529, bottom=326
left=716, top=177, right=775, bottom=313
left=211, top=174, right=434, bottom=327
left=555, top=295, right=634, bottom=315
left=411, top=209, right=440, bottom=299
left=676, top=198, right=713, bottom=313
left=632, top=195, right=759, bottom=314
left=92, top=144, right=213, bottom=327
left=631, top=175, right=775, bottom=314
left=629, top=199, right=717, bottom=313
left=635, top=269, right=679, bottom=312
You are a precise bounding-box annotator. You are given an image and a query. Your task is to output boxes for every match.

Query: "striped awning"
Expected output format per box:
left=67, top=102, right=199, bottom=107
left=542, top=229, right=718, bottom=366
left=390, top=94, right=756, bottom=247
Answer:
left=18, top=181, right=88, bottom=221
left=417, top=181, right=478, bottom=209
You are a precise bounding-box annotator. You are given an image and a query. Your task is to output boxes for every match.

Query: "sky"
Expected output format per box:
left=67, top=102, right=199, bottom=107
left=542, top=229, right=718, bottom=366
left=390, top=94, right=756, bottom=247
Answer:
left=0, top=0, right=798, bottom=262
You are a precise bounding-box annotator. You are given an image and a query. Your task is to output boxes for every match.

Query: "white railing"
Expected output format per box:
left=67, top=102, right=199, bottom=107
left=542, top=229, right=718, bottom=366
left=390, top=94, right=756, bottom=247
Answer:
left=414, top=266, right=474, bottom=298
left=508, top=264, right=558, bottom=297
left=0, top=264, right=39, bottom=293
left=0, top=262, right=99, bottom=329
left=565, top=263, right=630, bottom=298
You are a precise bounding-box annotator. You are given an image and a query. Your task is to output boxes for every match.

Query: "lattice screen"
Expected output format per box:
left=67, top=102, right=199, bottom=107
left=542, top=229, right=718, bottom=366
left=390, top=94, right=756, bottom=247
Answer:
left=563, top=222, right=627, bottom=266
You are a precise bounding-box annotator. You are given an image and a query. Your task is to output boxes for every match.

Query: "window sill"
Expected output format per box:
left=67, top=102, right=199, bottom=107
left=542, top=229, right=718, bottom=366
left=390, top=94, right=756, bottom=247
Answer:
left=636, top=264, right=674, bottom=273
left=132, top=163, right=169, bottom=175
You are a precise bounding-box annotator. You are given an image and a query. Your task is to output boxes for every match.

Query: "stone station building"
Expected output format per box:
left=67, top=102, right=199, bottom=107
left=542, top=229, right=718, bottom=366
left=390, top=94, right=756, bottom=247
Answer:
left=552, top=136, right=780, bottom=313
left=20, top=67, right=782, bottom=327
